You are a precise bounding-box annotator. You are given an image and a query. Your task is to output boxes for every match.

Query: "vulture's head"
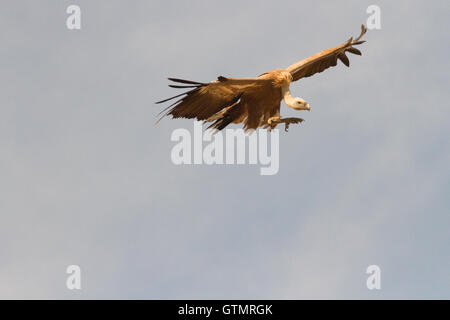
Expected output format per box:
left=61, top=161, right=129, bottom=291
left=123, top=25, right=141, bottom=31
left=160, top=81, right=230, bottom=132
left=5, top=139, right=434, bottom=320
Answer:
left=292, top=98, right=311, bottom=111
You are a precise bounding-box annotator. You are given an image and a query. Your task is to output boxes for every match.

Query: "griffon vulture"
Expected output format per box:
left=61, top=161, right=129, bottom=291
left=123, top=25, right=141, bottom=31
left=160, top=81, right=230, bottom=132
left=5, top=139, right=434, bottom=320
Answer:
left=157, top=25, right=367, bottom=132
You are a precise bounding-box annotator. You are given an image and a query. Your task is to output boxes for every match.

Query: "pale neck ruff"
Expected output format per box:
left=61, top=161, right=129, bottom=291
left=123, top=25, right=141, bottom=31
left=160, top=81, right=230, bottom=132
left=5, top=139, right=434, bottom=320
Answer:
left=282, top=86, right=295, bottom=107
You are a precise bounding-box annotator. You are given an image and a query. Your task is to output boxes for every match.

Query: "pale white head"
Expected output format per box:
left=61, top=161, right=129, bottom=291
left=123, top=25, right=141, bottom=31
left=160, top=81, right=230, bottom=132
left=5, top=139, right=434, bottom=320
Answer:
left=292, top=97, right=311, bottom=111
left=282, top=86, right=311, bottom=111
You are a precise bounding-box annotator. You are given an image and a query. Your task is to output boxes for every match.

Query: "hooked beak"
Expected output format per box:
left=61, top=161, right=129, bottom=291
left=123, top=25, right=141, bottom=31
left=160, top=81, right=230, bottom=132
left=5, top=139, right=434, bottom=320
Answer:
left=305, top=104, right=311, bottom=111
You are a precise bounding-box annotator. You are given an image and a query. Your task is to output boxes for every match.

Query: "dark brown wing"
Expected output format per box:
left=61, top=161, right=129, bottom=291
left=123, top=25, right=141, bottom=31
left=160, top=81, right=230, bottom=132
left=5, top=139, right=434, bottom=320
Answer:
left=286, top=25, right=367, bottom=82
left=156, top=77, right=272, bottom=123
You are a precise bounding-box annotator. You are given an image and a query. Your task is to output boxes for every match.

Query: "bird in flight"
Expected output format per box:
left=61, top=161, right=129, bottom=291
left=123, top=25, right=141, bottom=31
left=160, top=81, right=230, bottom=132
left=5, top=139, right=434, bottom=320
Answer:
left=157, top=25, right=367, bottom=132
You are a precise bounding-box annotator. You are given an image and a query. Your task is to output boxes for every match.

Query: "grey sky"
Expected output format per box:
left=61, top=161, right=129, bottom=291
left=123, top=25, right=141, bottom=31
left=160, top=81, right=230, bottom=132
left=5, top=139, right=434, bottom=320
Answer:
left=0, top=0, right=449, bottom=299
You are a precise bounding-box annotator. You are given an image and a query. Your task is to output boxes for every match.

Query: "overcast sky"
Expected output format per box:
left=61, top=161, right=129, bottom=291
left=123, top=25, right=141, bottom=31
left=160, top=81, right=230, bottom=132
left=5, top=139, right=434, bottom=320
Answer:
left=0, top=0, right=449, bottom=299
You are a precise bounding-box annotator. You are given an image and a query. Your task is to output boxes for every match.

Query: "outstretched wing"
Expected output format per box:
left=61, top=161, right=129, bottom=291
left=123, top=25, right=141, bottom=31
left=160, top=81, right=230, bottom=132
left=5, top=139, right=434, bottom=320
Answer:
left=286, top=25, right=367, bottom=82
left=156, top=77, right=271, bottom=123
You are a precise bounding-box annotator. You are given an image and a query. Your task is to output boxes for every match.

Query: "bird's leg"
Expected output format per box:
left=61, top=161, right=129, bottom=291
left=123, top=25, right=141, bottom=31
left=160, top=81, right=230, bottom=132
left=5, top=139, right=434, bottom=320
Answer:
left=265, top=116, right=304, bottom=131
left=279, top=117, right=304, bottom=132
left=266, top=116, right=281, bottom=131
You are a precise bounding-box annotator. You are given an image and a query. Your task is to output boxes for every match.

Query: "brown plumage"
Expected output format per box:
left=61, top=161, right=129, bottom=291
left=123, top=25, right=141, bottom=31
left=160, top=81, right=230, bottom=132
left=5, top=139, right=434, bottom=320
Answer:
left=157, top=25, right=367, bottom=132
